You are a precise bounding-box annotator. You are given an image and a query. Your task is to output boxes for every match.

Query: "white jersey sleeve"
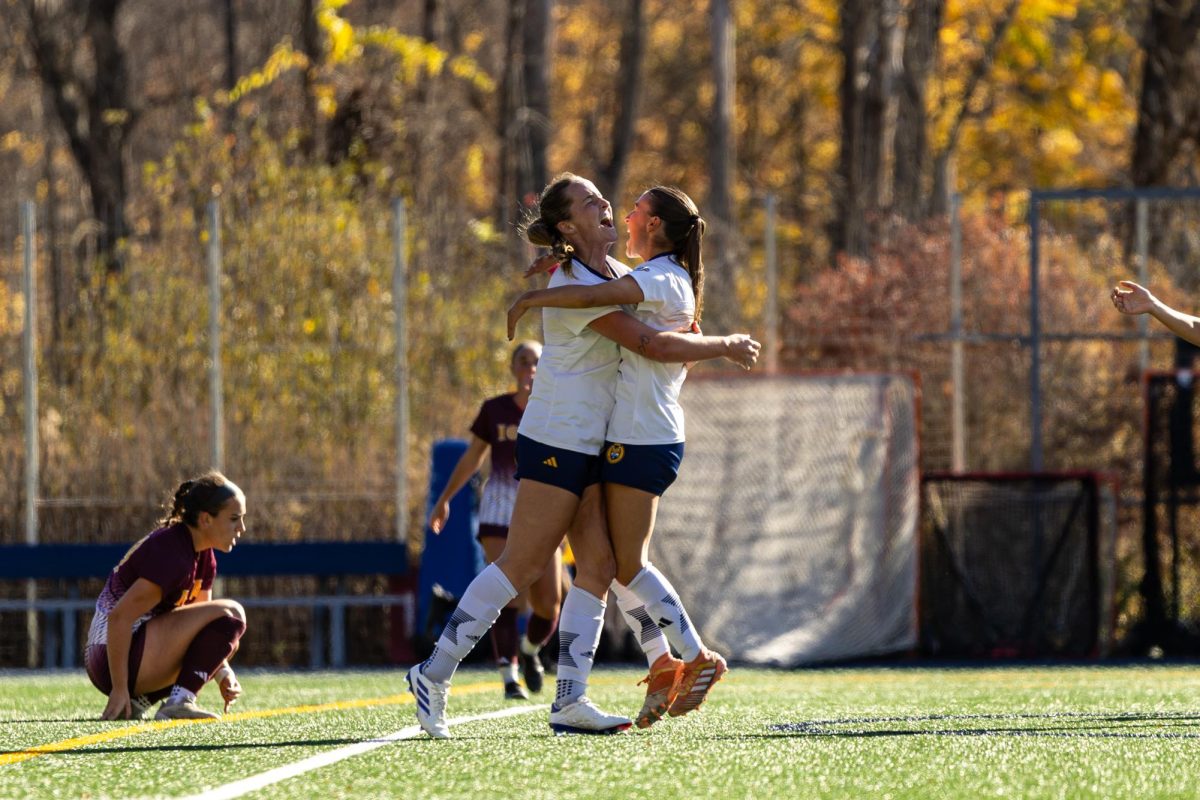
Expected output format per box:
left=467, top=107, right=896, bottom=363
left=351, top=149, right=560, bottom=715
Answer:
left=605, top=255, right=694, bottom=445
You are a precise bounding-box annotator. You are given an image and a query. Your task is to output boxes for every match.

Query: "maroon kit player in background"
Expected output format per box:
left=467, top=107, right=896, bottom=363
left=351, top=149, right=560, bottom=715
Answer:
left=85, top=471, right=248, bottom=721
left=427, top=341, right=562, bottom=700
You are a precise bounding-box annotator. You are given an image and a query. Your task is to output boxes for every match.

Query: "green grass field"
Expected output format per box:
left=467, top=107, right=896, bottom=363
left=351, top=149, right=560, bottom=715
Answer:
left=4, top=664, right=1200, bottom=799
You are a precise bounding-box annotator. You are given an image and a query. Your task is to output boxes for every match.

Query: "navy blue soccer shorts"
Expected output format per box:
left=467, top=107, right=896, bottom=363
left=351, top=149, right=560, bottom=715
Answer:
left=600, top=441, right=685, bottom=497
left=515, top=434, right=602, bottom=497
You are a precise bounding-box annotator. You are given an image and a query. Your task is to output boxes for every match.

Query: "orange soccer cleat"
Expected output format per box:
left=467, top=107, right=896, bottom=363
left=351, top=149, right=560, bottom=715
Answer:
left=635, top=653, right=684, bottom=729
left=667, top=650, right=727, bottom=718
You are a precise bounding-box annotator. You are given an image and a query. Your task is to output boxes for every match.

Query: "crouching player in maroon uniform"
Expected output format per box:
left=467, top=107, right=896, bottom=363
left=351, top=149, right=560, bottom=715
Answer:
left=85, top=472, right=248, bottom=721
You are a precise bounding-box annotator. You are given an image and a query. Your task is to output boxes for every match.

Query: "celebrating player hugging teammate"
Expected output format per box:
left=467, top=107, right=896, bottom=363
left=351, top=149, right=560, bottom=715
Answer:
left=509, top=184, right=750, bottom=728
left=405, top=172, right=758, bottom=738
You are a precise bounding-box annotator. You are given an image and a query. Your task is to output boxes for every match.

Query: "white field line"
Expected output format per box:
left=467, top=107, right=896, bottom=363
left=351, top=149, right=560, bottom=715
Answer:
left=176, top=704, right=547, bottom=800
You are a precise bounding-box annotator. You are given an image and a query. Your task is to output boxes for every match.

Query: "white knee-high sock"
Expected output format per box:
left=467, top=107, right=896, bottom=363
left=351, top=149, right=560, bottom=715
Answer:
left=610, top=579, right=670, bottom=666
left=554, top=586, right=605, bottom=707
left=626, top=564, right=705, bottom=662
left=422, top=564, right=517, bottom=683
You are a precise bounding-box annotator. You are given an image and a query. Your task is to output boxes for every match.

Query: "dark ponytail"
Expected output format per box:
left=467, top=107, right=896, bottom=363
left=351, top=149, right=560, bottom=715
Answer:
left=161, top=471, right=241, bottom=527
left=645, top=186, right=705, bottom=323
left=520, top=173, right=581, bottom=275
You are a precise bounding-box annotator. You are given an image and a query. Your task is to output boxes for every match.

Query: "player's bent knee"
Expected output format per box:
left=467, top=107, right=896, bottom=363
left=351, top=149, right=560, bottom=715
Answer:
left=217, top=599, right=247, bottom=626
left=493, top=556, right=543, bottom=592
left=615, top=565, right=643, bottom=587
left=575, top=557, right=617, bottom=592
left=211, top=611, right=247, bottom=641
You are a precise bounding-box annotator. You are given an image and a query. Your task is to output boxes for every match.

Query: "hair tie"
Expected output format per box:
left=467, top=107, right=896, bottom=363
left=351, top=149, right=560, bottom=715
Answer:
left=689, top=214, right=700, bottom=223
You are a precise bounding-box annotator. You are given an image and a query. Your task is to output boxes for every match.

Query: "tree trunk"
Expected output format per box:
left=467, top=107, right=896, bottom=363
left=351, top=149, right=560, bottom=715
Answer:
left=834, top=0, right=879, bottom=260
left=871, top=0, right=903, bottom=212
left=223, top=0, right=238, bottom=129
left=495, top=0, right=523, bottom=228
left=1131, top=1, right=1200, bottom=186
left=25, top=0, right=131, bottom=275
left=894, top=0, right=944, bottom=221
left=518, top=0, right=551, bottom=201
left=299, top=0, right=323, bottom=158
left=594, top=0, right=643, bottom=203
left=707, top=0, right=737, bottom=327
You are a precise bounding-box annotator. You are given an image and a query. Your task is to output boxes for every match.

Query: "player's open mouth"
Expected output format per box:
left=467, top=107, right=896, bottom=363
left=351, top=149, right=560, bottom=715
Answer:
left=600, top=216, right=613, bottom=228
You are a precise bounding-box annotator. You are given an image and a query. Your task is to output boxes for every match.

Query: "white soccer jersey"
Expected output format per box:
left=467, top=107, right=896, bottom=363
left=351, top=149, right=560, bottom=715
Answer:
left=606, top=254, right=694, bottom=445
left=518, top=255, right=631, bottom=455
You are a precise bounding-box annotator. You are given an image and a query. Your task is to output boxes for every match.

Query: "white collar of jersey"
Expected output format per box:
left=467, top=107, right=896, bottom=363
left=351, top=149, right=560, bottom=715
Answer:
left=571, top=256, right=616, bottom=281
left=639, top=252, right=684, bottom=273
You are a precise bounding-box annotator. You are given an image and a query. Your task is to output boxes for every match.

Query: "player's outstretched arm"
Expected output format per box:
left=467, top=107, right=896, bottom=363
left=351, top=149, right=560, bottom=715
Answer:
left=588, top=311, right=760, bottom=369
left=1112, top=280, right=1200, bottom=346
left=508, top=277, right=645, bottom=339
left=428, top=436, right=489, bottom=534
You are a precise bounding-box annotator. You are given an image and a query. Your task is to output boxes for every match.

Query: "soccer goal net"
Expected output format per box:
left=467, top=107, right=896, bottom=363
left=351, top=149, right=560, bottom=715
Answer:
left=649, top=372, right=920, bottom=666
left=920, top=472, right=1117, bottom=658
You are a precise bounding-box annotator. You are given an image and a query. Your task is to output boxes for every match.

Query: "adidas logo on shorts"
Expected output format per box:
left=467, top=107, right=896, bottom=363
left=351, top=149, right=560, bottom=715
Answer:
left=543, top=456, right=558, bottom=468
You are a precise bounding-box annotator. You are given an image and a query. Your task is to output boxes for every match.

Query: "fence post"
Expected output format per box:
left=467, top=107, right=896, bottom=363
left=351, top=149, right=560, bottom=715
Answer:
left=764, top=193, right=779, bottom=375
left=950, top=193, right=965, bottom=472
left=392, top=199, right=409, bottom=544
left=206, top=200, right=225, bottom=472
left=21, top=200, right=39, bottom=668
left=1136, top=199, right=1149, bottom=375
left=1028, top=197, right=1043, bottom=471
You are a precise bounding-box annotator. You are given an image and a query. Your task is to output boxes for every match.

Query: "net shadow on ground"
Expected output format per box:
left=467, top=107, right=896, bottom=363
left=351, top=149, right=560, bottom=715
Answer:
left=758, top=711, right=1200, bottom=740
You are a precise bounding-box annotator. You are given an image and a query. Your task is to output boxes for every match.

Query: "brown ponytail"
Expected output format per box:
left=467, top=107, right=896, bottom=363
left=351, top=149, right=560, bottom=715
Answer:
left=645, top=186, right=706, bottom=323
left=520, top=173, right=582, bottom=275
left=161, top=471, right=241, bottom=527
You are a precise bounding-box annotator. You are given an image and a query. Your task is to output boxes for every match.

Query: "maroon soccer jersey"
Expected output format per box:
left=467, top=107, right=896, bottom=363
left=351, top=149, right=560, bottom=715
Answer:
left=95, top=523, right=216, bottom=623
left=469, top=393, right=523, bottom=526
left=84, top=523, right=218, bottom=696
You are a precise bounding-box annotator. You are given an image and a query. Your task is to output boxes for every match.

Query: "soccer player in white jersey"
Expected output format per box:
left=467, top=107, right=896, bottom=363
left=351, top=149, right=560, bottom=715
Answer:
left=406, top=173, right=758, bottom=738
left=426, top=341, right=562, bottom=700
left=508, top=185, right=753, bottom=728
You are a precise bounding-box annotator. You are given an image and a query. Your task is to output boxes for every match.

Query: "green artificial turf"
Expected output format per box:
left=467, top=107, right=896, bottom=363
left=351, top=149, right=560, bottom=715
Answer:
left=3, top=665, right=1200, bottom=799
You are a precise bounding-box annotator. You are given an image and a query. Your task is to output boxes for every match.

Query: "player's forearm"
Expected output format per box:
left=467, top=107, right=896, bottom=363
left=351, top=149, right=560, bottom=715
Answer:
left=519, top=285, right=595, bottom=310
left=641, top=332, right=733, bottom=364
left=1150, top=299, right=1200, bottom=346
left=436, top=452, right=486, bottom=506
left=105, top=618, right=135, bottom=692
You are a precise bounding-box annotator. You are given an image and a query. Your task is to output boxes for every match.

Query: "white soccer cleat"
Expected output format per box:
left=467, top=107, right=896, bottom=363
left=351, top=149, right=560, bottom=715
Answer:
left=549, top=697, right=633, bottom=735
left=154, top=699, right=220, bottom=721
left=406, top=664, right=451, bottom=739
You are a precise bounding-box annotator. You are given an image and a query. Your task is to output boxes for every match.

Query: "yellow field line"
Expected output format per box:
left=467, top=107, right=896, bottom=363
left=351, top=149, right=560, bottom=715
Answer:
left=1, top=680, right=507, bottom=767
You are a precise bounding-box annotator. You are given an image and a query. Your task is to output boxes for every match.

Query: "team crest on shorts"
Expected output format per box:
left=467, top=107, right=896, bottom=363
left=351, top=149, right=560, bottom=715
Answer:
left=606, top=443, right=625, bottom=464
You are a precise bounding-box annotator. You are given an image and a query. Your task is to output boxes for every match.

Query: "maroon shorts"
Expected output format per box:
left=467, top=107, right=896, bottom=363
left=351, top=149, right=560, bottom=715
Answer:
left=477, top=523, right=509, bottom=541
left=85, top=624, right=148, bottom=696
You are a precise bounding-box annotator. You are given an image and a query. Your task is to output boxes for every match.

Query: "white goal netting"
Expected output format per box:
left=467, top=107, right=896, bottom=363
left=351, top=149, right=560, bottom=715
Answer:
left=649, top=373, right=920, bottom=666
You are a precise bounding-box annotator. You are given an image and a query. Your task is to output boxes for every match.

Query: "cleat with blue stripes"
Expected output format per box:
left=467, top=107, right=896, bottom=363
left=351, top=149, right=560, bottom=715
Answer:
left=406, top=664, right=451, bottom=739
left=549, top=697, right=632, bottom=735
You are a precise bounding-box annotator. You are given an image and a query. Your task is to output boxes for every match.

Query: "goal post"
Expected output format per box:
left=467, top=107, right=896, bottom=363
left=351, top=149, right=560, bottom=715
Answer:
left=920, top=471, right=1117, bottom=658
left=649, top=372, right=921, bottom=666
